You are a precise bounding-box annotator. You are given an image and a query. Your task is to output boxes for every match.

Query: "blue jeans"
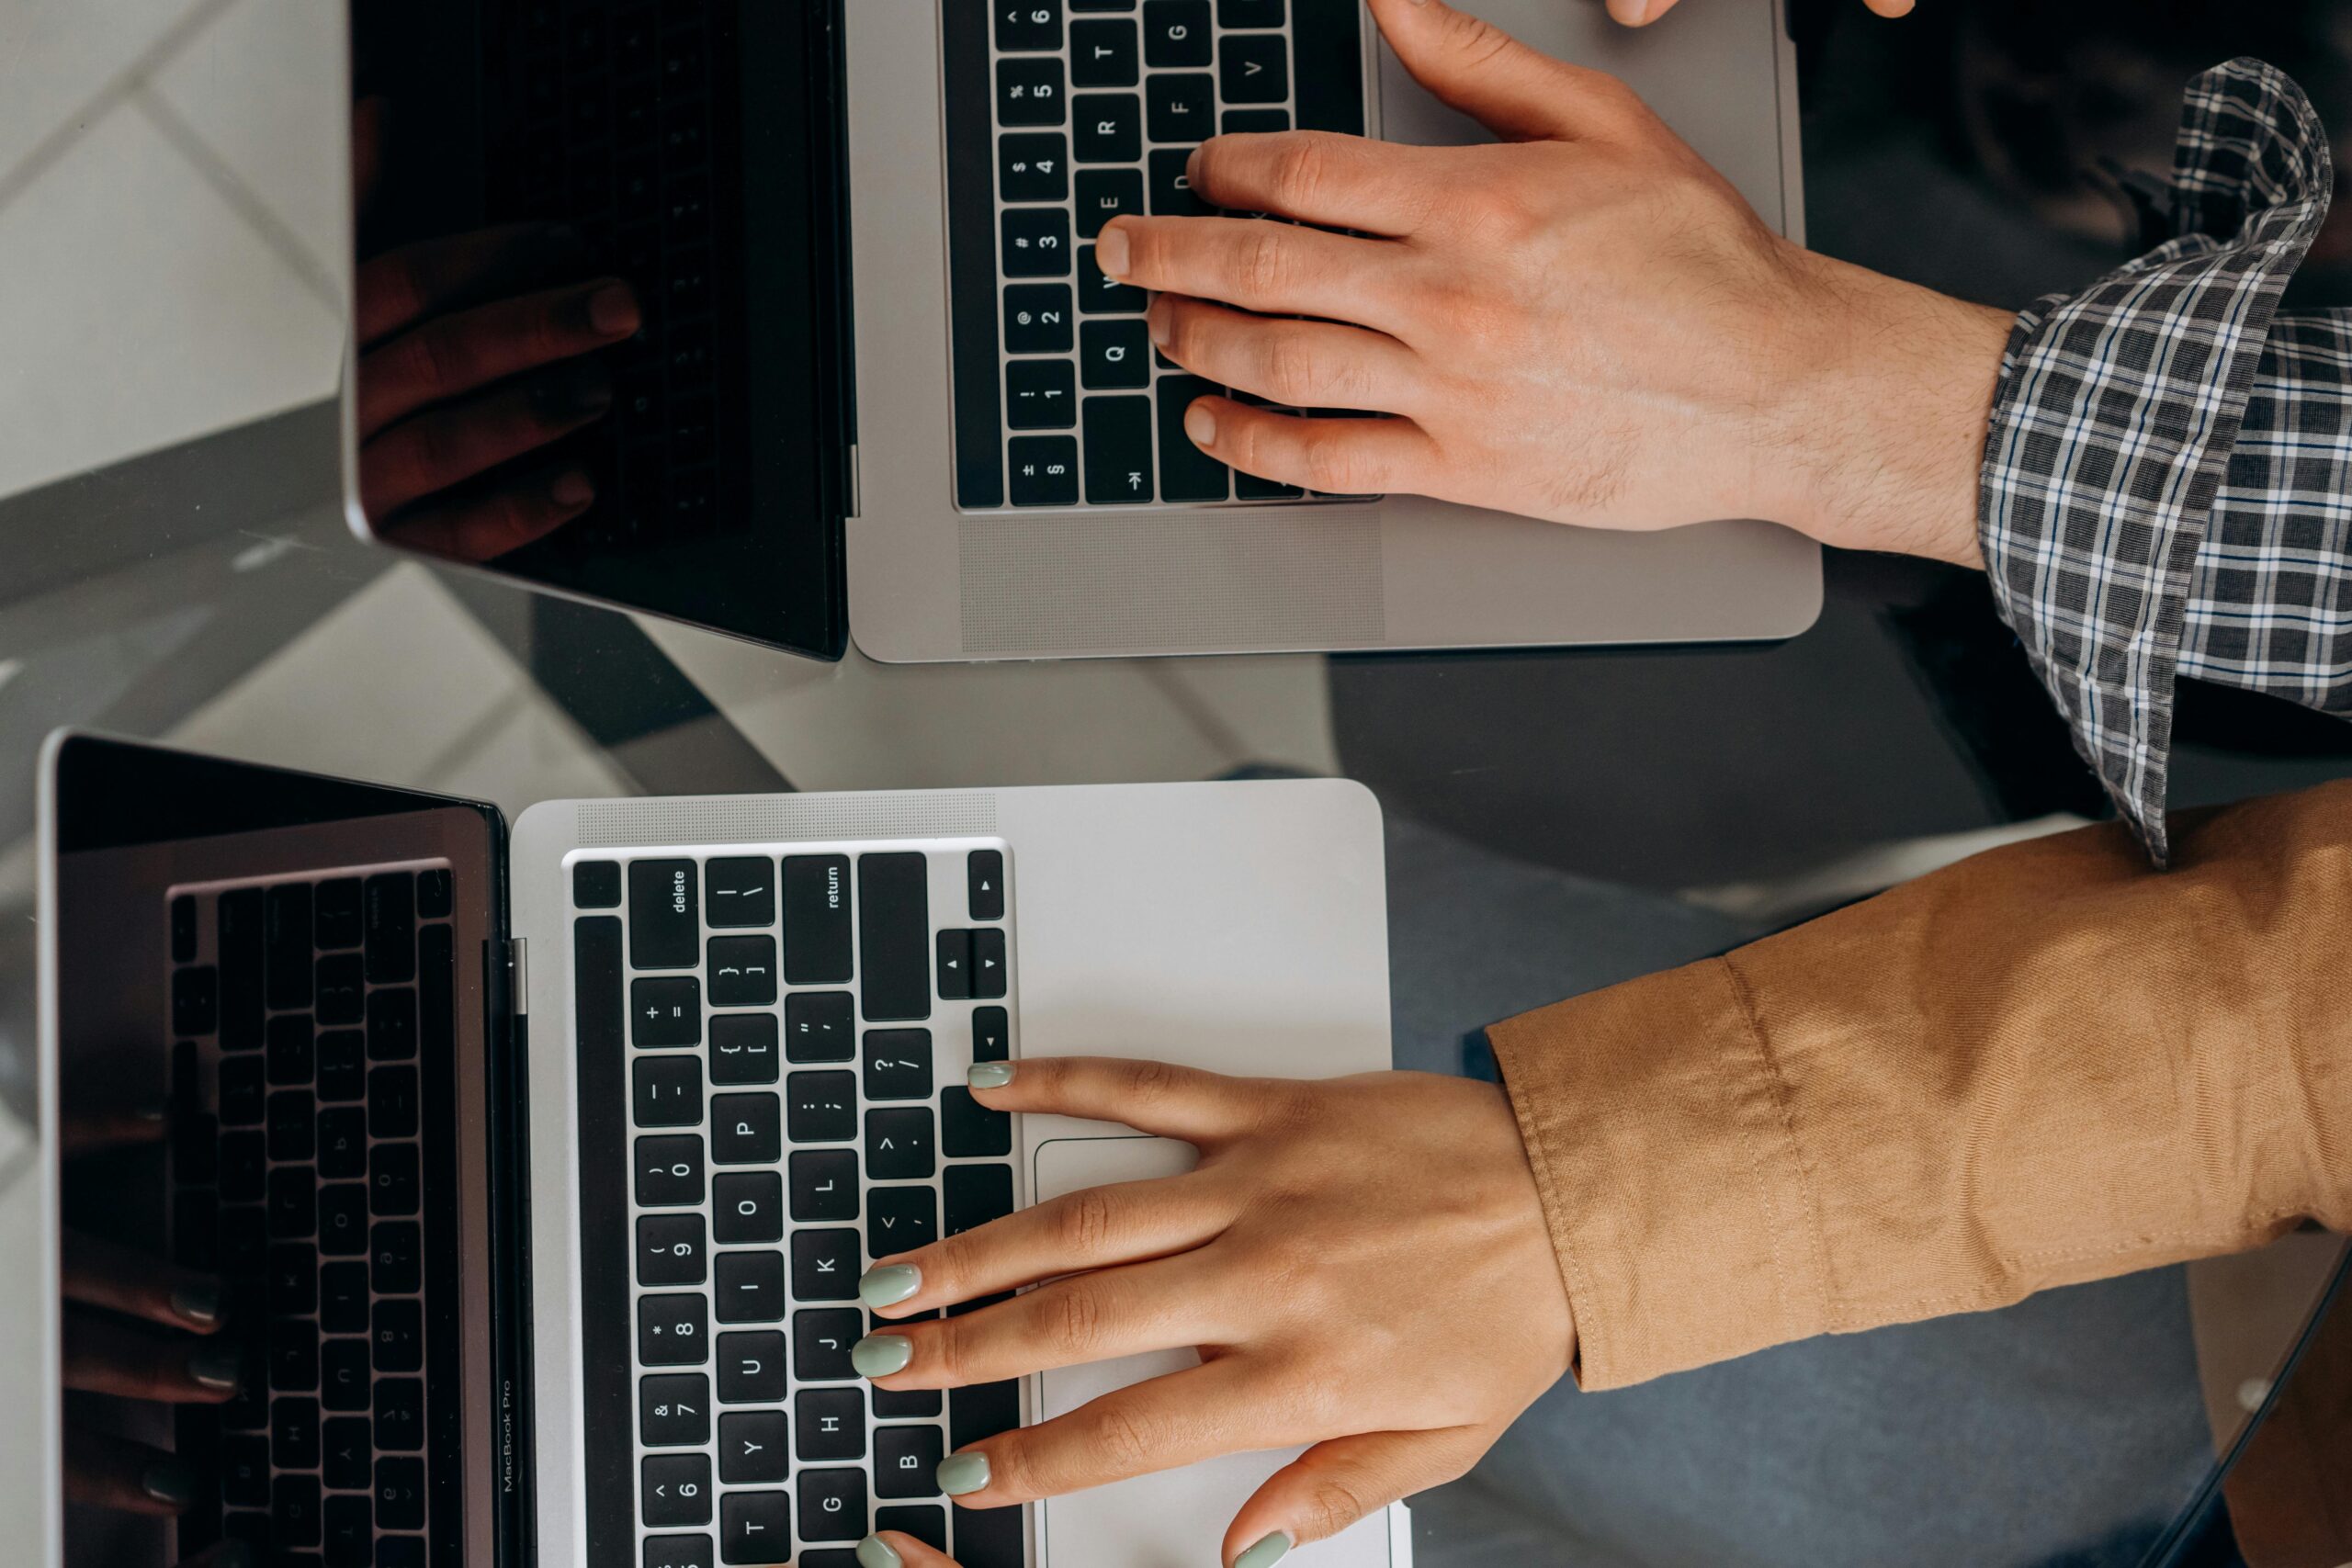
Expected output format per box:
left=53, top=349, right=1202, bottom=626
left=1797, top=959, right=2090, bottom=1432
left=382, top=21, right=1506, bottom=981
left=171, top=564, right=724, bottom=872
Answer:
left=1379, top=811, right=2214, bottom=1568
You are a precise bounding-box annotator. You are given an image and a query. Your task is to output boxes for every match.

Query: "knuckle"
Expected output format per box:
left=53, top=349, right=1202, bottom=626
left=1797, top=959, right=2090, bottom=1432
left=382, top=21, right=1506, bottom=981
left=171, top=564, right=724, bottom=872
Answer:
left=1271, top=138, right=1329, bottom=210
left=1259, top=337, right=1318, bottom=404
left=1054, top=1187, right=1118, bottom=1258
left=1237, top=229, right=1292, bottom=299
left=1046, top=1282, right=1107, bottom=1358
left=1300, top=432, right=1375, bottom=497
left=1298, top=1476, right=1374, bottom=1542
left=1123, top=1056, right=1186, bottom=1110
left=930, top=1317, right=976, bottom=1383
left=1085, top=1403, right=1160, bottom=1476
left=1442, top=13, right=1519, bottom=73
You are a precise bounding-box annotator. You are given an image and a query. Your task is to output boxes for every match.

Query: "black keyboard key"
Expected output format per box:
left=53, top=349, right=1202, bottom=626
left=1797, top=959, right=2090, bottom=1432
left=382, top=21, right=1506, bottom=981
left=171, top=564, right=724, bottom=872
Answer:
left=703, top=857, right=774, bottom=927
left=1158, top=374, right=1231, bottom=499
left=643, top=1454, right=713, bottom=1529
left=951, top=1380, right=1023, bottom=1450
left=1081, top=319, right=1151, bottom=389
left=1146, top=72, right=1214, bottom=142
left=269, top=1244, right=318, bottom=1316
left=719, top=1492, right=791, bottom=1566
left=716, top=1249, right=786, bottom=1324
left=972, top=928, right=1009, bottom=998
left=271, top=1320, right=321, bottom=1392
left=1148, top=146, right=1210, bottom=215
left=708, top=937, right=777, bottom=1008
left=1220, top=0, right=1283, bottom=20
left=718, top=1409, right=791, bottom=1485
left=944, top=1088, right=1014, bottom=1157
left=634, top=1055, right=703, bottom=1128
left=321, top=1262, right=369, bottom=1333
left=791, top=1229, right=862, bottom=1301
left=172, top=965, right=219, bottom=1036
left=642, top=1373, right=713, bottom=1447
left=219, top=1128, right=266, bottom=1201
left=648, top=1535, right=717, bottom=1568
left=323, top=1495, right=371, bottom=1568
left=1075, top=0, right=1137, bottom=7
left=1071, top=17, right=1139, bottom=84
left=628, top=861, right=699, bottom=970
left=1074, top=92, right=1141, bottom=163
left=710, top=1012, right=781, bottom=1084
left=1237, top=465, right=1304, bottom=500
left=323, top=1413, right=371, bottom=1485
left=868, top=1185, right=940, bottom=1256
left=1004, top=284, right=1075, bottom=355
left=866, top=1108, right=938, bottom=1181
left=221, top=1434, right=269, bottom=1507
left=633, top=976, right=703, bottom=1048
left=998, top=0, right=1065, bottom=49
left=638, top=1134, right=706, bottom=1207
left=220, top=887, right=265, bottom=1049
left=796, top=1388, right=867, bottom=1463
left=1008, top=357, right=1079, bottom=430
left=865, top=1029, right=934, bottom=1101
left=265, top=1015, right=313, bottom=1086
left=372, top=1297, right=423, bottom=1372
left=933, top=931, right=971, bottom=1001
left=782, top=854, right=854, bottom=984
left=368, top=1064, right=420, bottom=1139
left=369, top=1142, right=420, bottom=1215
left=372, top=1457, right=425, bottom=1532
left=996, top=56, right=1066, bottom=127
left=713, top=1170, right=784, bottom=1244
left=999, top=132, right=1069, bottom=202
left=1009, top=435, right=1080, bottom=506
left=367, top=987, right=417, bottom=1061
left=315, top=953, right=364, bottom=1025
left=172, top=894, right=198, bottom=963
left=320, top=1182, right=368, bottom=1256
left=956, top=1500, right=1027, bottom=1568
left=712, top=1091, right=782, bottom=1164
left=877, top=1505, right=950, bottom=1552
left=640, top=1292, right=709, bottom=1367
left=420, top=921, right=453, bottom=1065
left=318, top=1106, right=367, bottom=1178
left=268, top=1165, right=317, bottom=1238
left=779, top=997, right=852, bottom=1068
left=791, top=1149, right=860, bottom=1222
left=1002, top=208, right=1073, bottom=277
left=877, top=1426, right=947, bottom=1499
left=274, top=1472, right=322, bottom=1547
left=968, top=852, right=1006, bottom=921
left=639, top=1213, right=707, bottom=1286
left=415, top=866, right=452, bottom=919
left=1220, top=29, right=1289, bottom=102
left=1075, top=169, right=1145, bottom=243
left=1146, top=0, right=1211, bottom=63
left=973, top=1007, right=1012, bottom=1062
left=374, top=1377, right=424, bottom=1451
left=1224, top=107, right=1290, bottom=133
left=873, top=1370, right=945, bottom=1421
left=945, top=1164, right=1017, bottom=1235
left=273, top=1395, right=322, bottom=1469
left=220, top=1057, right=266, bottom=1126
left=315, top=878, right=363, bottom=948
left=572, top=861, right=622, bottom=908
left=799, top=1468, right=870, bottom=1542
left=718, top=1331, right=786, bottom=1404
left=363, top=874, right=415, bottom=985
left=370, top=1221, right=420, bottom=1303
left=794, top=1308, right=863, bottom=1382
left=265, top=883, right=313, bottom=1010
left=856, top=853, right=929, bottom=1021
left=322, top=1337, right=369, bottom=1411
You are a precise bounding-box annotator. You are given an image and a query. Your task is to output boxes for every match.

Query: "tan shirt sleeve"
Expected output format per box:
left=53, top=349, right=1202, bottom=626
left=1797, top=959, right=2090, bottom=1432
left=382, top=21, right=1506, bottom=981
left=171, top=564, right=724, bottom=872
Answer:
left=1487, top=780, right=2352, bottom=1392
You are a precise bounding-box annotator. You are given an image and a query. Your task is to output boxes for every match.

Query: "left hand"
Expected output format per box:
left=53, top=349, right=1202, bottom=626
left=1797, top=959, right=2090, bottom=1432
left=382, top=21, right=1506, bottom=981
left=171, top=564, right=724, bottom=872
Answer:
left=856, top=1059, right=1574, bottom=1566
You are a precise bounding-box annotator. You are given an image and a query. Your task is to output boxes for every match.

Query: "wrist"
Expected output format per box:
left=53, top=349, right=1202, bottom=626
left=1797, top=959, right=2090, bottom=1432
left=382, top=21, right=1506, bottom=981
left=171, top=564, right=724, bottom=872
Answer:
left=1761, top=254, right=2014, bottom=568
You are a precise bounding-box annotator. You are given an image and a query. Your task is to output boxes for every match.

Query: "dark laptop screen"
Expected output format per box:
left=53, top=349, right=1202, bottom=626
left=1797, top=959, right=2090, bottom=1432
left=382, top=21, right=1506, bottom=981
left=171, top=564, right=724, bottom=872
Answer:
left=49, top=736, right=505, bottom=1567
left=350, top=1, right=852, bottom=660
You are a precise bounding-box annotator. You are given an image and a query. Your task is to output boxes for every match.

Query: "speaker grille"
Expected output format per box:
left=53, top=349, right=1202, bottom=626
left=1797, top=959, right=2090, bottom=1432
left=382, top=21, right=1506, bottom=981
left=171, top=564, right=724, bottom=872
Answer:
left=574, top=795, right=998, bottom=847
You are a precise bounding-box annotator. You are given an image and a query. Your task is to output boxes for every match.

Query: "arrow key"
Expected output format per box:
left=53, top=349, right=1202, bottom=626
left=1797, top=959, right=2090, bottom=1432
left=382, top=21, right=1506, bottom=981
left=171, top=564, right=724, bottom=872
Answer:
left=971, top=928, right=1009, bottom=1000
left=968, top=851, right=1005, bottom=920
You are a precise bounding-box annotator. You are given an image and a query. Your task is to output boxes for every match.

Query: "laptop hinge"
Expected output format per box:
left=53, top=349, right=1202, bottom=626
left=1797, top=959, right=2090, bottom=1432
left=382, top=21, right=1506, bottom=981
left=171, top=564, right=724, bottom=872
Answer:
left=844, top=443, right=862, bottom=520
left=507, top=937, right=527, bottom=1016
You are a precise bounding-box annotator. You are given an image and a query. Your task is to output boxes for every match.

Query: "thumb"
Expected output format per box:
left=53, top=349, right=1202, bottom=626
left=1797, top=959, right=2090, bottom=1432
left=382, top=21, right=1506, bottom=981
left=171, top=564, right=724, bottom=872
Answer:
left=1221, top=1427, right=1498, bottom=1565
left=1363, top=0, right=1607, bottom=141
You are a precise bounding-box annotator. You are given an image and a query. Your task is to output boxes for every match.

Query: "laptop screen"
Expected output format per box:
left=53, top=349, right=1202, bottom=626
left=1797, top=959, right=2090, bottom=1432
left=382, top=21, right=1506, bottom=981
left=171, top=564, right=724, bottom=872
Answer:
left=44, top=735, right=507, bottom=1567
left=349, top=0, right=852, bottom=660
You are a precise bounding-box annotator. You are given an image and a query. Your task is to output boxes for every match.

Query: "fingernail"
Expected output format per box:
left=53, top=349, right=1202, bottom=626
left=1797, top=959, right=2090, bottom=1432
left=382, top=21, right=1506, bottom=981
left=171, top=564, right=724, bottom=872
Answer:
left=550, top=470, right=596, bottom=509
left=1236, top=1532, right=1295, bottom=1568
left=1146, top=299, right=1171, bottom=351
left=1184, top=403, right=1218, bottom=449
left=859, top=1263, right=922, bottom=1308
left=851, top=1334, right=914, bottom=1378
left=967, top=1062, right=1016, bottom=1090
left=141, top=1458, right=197, bottom=1509
left=187, top=1343, right=243, bottom=1393
left=1097, top=223, right=1131, bottom=279
left=586, top=282, right=641, bottom=335
left=169, top=1280, right=223, bottom=1327
left=937, top=1451, right=991, bottom=1496
left=856, top=1538, right=904, bottom=1568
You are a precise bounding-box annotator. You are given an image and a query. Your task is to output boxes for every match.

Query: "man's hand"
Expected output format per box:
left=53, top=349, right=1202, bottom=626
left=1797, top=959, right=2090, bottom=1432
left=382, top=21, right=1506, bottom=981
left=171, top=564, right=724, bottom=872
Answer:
left=1100, top=0, right=2007, bottom=567
left=854, top=1060, right=1573, bottom=1567
left=1607, top=0, right=1914, bottom=23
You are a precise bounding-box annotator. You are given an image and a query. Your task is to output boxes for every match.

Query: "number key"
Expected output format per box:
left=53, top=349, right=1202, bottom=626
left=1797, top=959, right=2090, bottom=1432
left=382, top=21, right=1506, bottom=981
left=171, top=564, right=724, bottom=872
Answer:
left=639, top=1213, right=707, bottom=1286
left=1003, top=284, right=1074, bottom=354
left=998, top=131, right=1068, bottom=203
left=642, top=1453, right=713, bottom=1528
left=639, top=1292, right=709, bottom=1368
left=995, top=0, right=1063, bottom=51
left=637, top=1134, right=706, bottom=1207
left=1007, top=358, right=1078, bottom=431
left=641, top=1373, right=712, bottom=1447
left=996, top=57, right=1066, bottom=128
left=1001, top=208, right=1072, bottom=278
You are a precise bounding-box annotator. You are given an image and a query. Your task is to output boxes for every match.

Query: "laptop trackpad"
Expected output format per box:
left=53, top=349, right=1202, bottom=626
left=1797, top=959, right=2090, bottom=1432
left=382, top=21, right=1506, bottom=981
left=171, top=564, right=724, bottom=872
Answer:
left=1030, top=1137, right=1396, bottom=1567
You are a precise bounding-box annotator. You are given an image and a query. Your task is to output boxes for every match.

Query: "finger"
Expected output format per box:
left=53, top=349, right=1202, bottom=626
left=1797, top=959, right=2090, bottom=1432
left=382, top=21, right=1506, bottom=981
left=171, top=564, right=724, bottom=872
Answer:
left=356, top=224, right=599, bottom=347
left=1606, top=0, right=1679, bottom=24
left=1863, top=0, right=1917, bottom=14
left=964, top=1056, right=1271, bottom=1142
left=1148, top=297, right=1421, bottom=415
left=863, top=1169, right=1224, bottom=1317
left=862, top=1253, right=1225, bottom=1386
left=62, top=1232, right=227, bottom=1334
left=362, top=360, right=614, bottom=516
left=856, top=1530, right=957, bottom=1568
left=1222, top=1426, right=1498, bottom=1564
left=60, top=1106, right=165, bottom=1157
left=1363, top=0, right=1616, bottom=141
left=1186, top=131, right=1451, bottom=236
left=1096, top=217, right=1409, bottom=332
left=1179, top=399, right=1440, bottom=499
left=65, top=1428, right=204, bottom=1517
left=63, top=1312, right=243, bottom=1403
left=939, top=1360, right=1264, bottom=1507
left=358, top=280, right=637, bottom=437
left=379, top=464, right=598, bottom=563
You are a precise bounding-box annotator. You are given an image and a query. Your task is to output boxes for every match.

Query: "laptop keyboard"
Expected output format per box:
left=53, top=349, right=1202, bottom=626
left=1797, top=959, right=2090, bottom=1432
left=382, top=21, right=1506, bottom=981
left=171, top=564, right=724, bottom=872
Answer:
left=944, top=0, right=1369, bottom=509
left=571, top=841, right=1024, bottom=1568
left=167, top=865, right=458, bottom=1568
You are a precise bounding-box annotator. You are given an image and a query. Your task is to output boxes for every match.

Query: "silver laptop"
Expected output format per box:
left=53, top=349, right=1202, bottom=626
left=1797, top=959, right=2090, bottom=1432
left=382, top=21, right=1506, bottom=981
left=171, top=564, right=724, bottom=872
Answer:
left=345, top=0, right=1816, bottom=662
left=32, top=730, right=1405, bottom=1568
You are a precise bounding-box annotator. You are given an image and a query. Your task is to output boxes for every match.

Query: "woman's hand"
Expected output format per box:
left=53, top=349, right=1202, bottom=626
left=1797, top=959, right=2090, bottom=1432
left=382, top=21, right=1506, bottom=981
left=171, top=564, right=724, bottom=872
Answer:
left=1100, top=0, right=2008, bottom=567
left=1608, top=0, right=1914, bottom=23
left=854, top=1059, right=1573, bottom=1568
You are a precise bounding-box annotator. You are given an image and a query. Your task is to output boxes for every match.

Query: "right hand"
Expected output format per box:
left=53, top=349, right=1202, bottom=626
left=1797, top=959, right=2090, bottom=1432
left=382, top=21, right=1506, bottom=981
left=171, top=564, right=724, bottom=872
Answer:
left=1607, top=0, right=1916, bottom=22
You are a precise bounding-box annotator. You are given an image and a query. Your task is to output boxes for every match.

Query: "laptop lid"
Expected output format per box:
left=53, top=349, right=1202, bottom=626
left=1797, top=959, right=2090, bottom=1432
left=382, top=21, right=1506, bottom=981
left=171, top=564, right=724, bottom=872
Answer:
left=343, top=0, right=854, bottom=660
left=32, top=731, right=522, bottom=1567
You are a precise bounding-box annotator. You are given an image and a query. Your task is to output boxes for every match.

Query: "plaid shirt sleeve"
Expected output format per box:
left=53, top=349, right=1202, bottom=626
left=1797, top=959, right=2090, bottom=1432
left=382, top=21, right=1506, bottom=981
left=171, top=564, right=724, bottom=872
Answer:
left=1977, top=59, right=2337, bottom=863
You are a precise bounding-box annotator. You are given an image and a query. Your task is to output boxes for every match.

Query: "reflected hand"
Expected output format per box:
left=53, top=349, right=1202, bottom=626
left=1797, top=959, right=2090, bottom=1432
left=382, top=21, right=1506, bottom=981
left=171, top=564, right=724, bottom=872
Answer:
left=856, top=1060, right=1571, bottom=1568
left=1608, top=0, right=1913, bottom=21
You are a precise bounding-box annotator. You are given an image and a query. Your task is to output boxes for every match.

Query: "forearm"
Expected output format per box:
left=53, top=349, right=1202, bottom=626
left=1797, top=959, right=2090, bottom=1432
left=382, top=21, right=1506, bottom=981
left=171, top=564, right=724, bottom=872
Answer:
left=1488, top=779, right=2352, bottom=1391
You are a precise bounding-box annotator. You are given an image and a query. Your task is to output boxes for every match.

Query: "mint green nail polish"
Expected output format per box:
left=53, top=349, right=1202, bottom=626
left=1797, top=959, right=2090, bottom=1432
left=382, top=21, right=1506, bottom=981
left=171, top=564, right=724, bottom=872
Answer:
left=852, top=1335, right=914, bottom=1378
left=937, top=1451, right=991, bottom=1496
left=859, top=1264, right=922, bottom=1308
left=187, top=1343, right=243, bottom=1392
left=1235, top=1531, right=1294, bottom=1568
left=856, top=1535, right=904, bottom=1568
left=967, top=1061, right=1016, bottom=1089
